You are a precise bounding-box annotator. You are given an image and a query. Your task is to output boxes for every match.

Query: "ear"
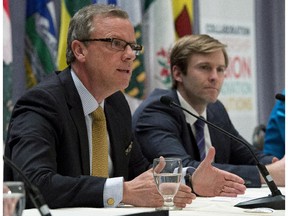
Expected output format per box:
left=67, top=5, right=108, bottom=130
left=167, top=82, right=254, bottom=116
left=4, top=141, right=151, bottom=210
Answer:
left=71, top=40, right=87, bottom=62
left=172, top=65, right=183, bottom=83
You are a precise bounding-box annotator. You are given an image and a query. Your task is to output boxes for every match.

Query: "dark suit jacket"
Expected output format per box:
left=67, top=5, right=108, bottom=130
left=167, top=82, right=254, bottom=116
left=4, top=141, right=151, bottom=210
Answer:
left=4, top=68, right=150, bottom=208
left=132, top=88, right=273, bottom=187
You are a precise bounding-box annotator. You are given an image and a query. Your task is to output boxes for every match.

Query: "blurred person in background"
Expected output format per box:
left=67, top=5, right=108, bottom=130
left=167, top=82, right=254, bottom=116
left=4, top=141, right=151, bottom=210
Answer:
left=263, top=90, right=285, bottom=159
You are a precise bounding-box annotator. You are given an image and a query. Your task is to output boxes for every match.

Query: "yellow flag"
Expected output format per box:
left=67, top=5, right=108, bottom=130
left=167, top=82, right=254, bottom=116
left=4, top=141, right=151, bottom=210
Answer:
left=57, top=0, right=70, bottom=70
left=172, top=0, right=194, bottom=39
left=57, top=0, right=94, bottom=70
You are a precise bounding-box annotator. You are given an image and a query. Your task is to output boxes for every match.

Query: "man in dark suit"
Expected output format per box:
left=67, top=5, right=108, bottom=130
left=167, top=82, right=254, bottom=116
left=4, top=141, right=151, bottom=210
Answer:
left=133, top=35, right=285, bottom=191
left=4, top=5, right=246, bottom=209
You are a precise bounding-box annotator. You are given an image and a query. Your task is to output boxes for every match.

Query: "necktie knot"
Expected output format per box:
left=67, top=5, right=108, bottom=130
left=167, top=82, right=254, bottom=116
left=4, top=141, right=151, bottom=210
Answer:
left=194, top=117, right=205, bottom=129
left=92, top=107, right=105, bottom=121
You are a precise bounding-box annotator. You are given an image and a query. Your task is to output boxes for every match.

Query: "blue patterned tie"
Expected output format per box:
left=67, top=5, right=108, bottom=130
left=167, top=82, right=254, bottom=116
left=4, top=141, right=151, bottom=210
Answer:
left=194, top=117, right=206, bottom=161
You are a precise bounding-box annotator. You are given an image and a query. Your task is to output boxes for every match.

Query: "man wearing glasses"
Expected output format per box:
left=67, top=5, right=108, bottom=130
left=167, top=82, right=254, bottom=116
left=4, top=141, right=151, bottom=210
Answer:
left=4, top=4, right=245, bottom=209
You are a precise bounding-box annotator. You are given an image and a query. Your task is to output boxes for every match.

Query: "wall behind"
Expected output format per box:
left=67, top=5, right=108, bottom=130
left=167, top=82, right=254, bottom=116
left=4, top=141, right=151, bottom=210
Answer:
left=255, top=0, right=285, bottom=124
left=8, top=0, right=285, bottom=138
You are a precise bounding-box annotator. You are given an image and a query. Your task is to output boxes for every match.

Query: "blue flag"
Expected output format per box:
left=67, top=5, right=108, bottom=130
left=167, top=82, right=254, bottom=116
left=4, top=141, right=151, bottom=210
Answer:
left=25, top=0, right=58, bottom=88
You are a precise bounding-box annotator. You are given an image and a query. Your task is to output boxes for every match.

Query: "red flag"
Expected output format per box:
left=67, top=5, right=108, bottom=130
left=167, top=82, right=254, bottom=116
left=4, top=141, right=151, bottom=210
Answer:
left=3, top=0, right=13, bottom=141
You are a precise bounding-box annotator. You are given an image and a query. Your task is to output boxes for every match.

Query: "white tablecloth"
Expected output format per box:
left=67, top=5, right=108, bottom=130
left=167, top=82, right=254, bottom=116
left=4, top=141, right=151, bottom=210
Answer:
left=23, top=186, right=286, bottom=216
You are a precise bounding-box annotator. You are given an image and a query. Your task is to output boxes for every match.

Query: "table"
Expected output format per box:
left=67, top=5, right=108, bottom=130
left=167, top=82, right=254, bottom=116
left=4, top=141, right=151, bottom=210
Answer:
left=23, top=186, right=285, bottom=216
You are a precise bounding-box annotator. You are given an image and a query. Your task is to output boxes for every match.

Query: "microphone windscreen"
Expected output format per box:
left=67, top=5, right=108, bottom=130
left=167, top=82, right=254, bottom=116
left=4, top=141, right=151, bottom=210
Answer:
left=275, top=93, right=285, bottom=102
left=160, top=96, right=173, bottom=106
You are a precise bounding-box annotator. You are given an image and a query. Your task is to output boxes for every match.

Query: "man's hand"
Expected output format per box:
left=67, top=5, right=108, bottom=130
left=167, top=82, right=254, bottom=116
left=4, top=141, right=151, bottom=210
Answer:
left=262, top=155, right=285, bottom=186
left=122, top=168, right=163, bottom=207
left=192, top=146, right=246, bottom=197
left=3, top=185, right=19, bottom=216
left=173, top=183, right=196, bottom=208
left=122, top=156, right=196, bottom=208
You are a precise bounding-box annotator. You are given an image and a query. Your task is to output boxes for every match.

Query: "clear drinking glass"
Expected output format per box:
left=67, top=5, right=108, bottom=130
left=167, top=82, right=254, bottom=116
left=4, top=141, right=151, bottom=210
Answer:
left=153, top=157, right=182, bottom=211
left=3, top=181, right=26, bottom=216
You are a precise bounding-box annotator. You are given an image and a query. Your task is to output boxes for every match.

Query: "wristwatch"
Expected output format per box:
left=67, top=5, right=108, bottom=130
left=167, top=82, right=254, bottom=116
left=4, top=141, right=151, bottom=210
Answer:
left=184, top=173, right=193, bottom=189
left=185, top=173, right=199, bottom=195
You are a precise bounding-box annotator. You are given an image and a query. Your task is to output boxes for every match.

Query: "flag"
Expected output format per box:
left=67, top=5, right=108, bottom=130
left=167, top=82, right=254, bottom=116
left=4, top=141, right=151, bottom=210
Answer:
left=117, top=0, right=146, bottom=100
left=25, top=0, right=58, bottom=88
left=143, top=0, right=175, bottom=93
left=57, top=0, right=96, bottom=70
left=3, top=0, right=13, bottom=141
left=172, top=0, right=193, bottom=39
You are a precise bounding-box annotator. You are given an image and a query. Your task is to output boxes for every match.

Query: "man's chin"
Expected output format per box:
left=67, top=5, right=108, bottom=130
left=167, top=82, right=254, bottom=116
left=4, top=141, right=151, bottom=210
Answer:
left=206, top=97, right=218, bottom=104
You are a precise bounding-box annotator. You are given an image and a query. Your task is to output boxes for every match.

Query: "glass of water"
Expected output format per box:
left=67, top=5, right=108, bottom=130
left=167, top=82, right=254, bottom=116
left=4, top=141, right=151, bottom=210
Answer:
left=3, top=181, right=26, bottom=216
left=153, top=157, right=182, bottom=210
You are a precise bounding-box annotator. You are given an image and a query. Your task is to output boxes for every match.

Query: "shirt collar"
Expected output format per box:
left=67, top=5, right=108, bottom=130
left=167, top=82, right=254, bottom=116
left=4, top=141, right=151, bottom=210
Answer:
left=176, top=90, right=207, bottom=125
left=71, top=69, right=104, bottom=116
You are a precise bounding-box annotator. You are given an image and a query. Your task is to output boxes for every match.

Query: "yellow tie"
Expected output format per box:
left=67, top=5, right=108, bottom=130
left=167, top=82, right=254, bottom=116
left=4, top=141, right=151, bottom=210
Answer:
left=91, top=107, right=108, bottom=177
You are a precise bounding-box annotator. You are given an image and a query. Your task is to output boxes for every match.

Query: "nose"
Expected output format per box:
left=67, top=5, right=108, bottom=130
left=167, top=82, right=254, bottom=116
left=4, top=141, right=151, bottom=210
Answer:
left=209, top=68, right=219, bottom=82
left=122, top=45, right=136, bottom=61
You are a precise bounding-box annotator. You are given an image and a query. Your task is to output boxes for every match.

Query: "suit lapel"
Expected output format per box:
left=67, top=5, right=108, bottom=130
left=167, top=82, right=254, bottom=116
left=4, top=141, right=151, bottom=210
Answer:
left=104, top=98, right=125, bottom=174
left=207, top=105, right=228, bottom=163
left=104, top=92, right=132, bottom=178
left=58, top=68, right=90, bottom=175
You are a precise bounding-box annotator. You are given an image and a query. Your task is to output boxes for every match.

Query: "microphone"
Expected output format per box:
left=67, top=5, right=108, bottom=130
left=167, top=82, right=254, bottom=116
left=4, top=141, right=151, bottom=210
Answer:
left=275, top=93, right=285, bottom=102
left=3, top=155, right=52, bottom=216
left=160, top=96, right=285, bottom=210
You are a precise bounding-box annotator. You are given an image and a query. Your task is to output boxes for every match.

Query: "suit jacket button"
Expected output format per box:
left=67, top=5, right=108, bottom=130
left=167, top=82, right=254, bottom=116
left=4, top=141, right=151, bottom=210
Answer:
left=107, top=198, right=115, bottom=206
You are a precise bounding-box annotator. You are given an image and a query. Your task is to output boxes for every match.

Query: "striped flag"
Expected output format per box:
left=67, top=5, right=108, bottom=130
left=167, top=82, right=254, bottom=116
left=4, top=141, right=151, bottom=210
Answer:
left=25, top=0, right=58, bottom=88
left=3, top=0, right=13, bottom=141
left=172, top=0, right=193, bottom=39
left=143, top=0, right=175, bottom=93
left=57, top=0, right=96, bottom=70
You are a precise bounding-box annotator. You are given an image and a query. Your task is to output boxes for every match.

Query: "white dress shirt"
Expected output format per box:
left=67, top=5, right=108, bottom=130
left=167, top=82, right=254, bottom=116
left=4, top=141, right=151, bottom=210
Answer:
left=177, top=91, right=213, bottom=157
left=71, top=70, right=123, bottom=207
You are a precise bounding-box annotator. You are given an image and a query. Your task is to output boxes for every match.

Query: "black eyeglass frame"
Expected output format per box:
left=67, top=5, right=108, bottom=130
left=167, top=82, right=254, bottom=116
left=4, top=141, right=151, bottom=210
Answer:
left=79, top=38, right=142, bottom=55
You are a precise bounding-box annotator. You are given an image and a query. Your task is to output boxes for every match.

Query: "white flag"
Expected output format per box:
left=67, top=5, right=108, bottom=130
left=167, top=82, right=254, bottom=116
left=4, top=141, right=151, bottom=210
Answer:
left=143, top=0, right=175, bottom=94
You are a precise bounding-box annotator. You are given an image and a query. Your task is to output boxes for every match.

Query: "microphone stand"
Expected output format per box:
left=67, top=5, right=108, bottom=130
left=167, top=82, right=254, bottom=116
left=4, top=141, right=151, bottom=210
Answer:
left=161, top=96, right=285, bottom=210
left=3, top=155, right=52, bottom=216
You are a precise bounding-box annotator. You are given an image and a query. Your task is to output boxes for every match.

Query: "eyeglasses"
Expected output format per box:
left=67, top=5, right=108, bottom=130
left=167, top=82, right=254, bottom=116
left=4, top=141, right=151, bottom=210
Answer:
left=79, top=38, right=143, bottom=56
